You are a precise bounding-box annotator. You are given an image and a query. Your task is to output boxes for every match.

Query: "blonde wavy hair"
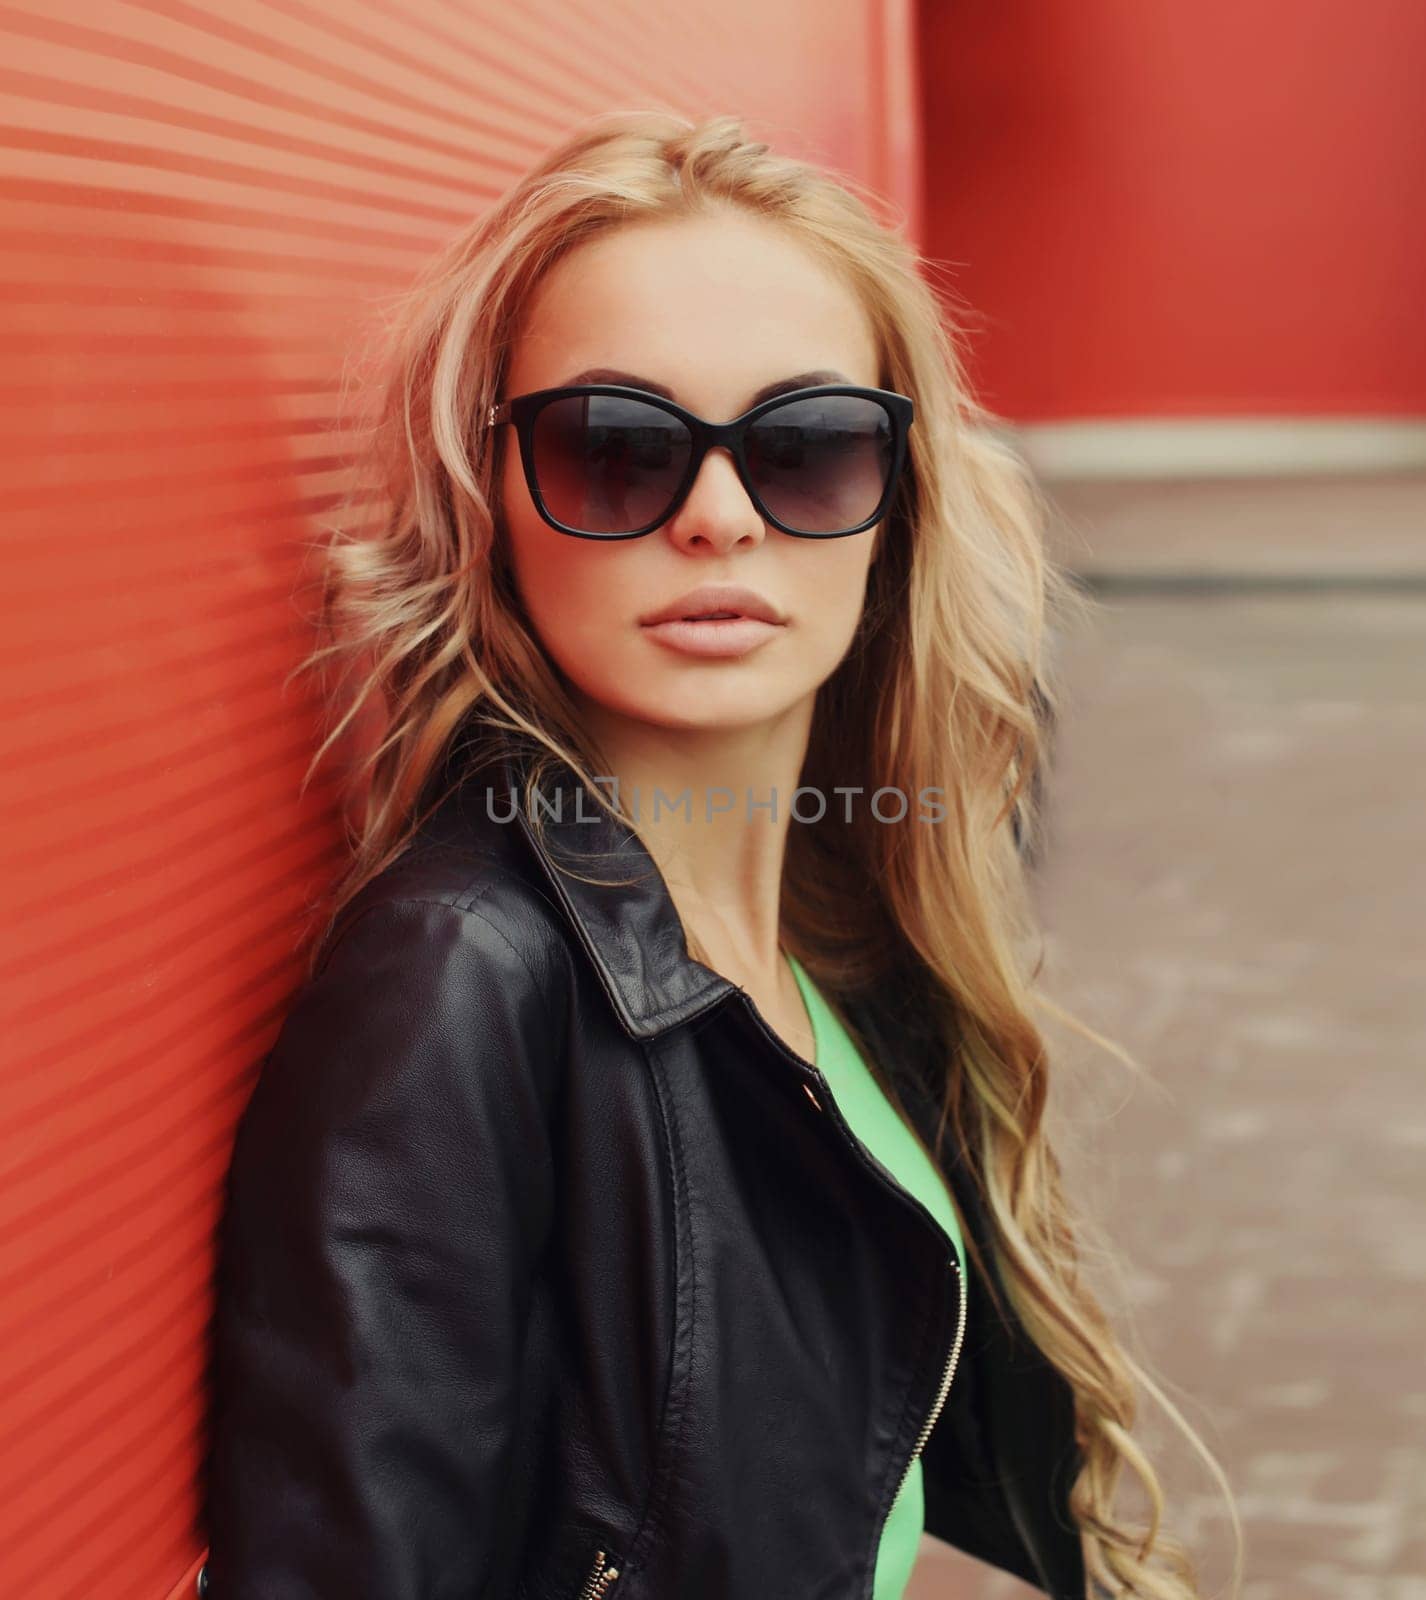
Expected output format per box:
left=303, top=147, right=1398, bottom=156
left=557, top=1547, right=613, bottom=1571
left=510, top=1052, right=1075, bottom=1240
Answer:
left=292, top=109, right=1243, bottom=1599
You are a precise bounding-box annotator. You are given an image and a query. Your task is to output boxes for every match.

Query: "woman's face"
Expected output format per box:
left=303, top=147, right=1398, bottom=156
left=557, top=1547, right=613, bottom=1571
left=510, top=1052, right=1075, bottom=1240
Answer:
left=497, top=210, right=886, bottom=737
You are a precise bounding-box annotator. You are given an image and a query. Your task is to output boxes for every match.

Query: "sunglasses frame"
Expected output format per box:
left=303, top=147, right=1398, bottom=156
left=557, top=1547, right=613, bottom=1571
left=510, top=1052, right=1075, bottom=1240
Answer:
left=486, top=382, right=914, bottom=541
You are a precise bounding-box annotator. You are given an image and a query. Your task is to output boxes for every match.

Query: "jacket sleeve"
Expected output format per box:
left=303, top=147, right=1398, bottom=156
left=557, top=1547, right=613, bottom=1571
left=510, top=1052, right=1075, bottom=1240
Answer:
left=201, top=895, right=560, bottom=1599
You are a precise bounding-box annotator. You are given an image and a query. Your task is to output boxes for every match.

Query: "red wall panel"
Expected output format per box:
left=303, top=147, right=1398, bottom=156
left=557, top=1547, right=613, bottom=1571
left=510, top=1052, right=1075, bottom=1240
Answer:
left=919, top=0, right=1426, bottom=421
left=0, top=4, right=918, bottom=1595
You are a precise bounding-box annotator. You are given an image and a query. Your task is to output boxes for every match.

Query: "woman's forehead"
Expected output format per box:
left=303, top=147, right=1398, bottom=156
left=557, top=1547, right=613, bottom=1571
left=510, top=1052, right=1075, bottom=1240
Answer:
left=506, top=214, right=880, bottom=398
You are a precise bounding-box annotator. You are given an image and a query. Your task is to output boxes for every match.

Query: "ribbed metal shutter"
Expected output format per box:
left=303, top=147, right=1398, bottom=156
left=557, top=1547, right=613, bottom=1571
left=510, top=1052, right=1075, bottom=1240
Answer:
left=0, top=3, right=918, bottom=1595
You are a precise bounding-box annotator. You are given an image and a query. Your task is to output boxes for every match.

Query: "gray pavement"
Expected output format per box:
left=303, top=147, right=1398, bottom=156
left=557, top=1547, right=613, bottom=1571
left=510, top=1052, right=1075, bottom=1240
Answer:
left=908, top=475, right=1426, bottom=1599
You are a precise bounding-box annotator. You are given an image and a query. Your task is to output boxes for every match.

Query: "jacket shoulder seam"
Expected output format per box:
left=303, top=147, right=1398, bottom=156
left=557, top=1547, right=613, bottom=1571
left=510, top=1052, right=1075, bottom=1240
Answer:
left=317, top=873, right=559, bottom=987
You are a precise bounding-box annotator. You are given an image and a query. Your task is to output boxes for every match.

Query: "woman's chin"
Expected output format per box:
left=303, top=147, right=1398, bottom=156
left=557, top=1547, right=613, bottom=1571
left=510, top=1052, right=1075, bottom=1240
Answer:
left=602, top=690, right=792, bottom=736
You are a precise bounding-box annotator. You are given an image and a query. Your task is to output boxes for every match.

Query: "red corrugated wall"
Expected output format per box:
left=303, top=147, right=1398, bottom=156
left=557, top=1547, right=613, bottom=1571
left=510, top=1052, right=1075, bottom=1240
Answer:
left=0, top=5, right=921, bottom=1596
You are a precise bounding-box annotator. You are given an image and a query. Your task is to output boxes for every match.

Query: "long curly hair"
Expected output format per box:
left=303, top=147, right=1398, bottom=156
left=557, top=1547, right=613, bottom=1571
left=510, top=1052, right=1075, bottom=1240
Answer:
left=291, top=109, right=1243, bottom=1599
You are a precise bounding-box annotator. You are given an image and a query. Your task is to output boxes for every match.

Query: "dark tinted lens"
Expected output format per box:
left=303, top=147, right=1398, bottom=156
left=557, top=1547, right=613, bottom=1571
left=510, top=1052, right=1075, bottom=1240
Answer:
left=745, top=393, right=894, bottom=533
left=530, top=393, right=691, bottom=535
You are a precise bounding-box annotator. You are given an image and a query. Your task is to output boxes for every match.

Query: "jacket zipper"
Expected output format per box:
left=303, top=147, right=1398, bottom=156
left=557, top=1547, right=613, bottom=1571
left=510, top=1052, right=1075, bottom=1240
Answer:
left=574, top=1547, right=620, bottom=1598
left=885, top=1253, right=966, bottom=1512
left=737, top=999, right=969, bottom=1554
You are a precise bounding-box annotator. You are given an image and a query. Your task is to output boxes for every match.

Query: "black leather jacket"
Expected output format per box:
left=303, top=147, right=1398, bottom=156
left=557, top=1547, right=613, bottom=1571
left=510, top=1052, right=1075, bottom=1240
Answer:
left=201, top=743, right=1088, bottom=1599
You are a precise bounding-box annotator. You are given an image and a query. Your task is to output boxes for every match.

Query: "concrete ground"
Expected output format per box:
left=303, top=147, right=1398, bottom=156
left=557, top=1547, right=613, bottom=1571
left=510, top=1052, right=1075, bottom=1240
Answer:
left=907, top=474, right=1426, bottom=1600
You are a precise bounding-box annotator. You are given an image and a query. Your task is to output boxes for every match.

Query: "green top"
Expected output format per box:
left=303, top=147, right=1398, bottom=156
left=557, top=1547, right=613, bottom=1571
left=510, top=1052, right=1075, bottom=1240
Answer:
left=786, top=952, right=967, bottom=1600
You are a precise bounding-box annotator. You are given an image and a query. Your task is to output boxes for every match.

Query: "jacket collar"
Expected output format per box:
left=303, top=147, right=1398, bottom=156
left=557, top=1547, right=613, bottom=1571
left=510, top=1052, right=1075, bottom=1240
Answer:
left=473, top=741, right=739, bottom=1040
left=462, top=741, right=933, bottom=1094
left=459, top=742, right=952, bottom=1144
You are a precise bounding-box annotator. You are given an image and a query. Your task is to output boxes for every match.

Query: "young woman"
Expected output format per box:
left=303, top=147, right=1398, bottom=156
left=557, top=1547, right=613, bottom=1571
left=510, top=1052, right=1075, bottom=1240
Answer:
left=201, top=112, right=1240, bottom=1600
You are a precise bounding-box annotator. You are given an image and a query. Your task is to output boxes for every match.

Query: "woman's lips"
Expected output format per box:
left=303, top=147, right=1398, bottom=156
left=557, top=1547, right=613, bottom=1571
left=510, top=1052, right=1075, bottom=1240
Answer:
left=640, top=615, right=784, bottom=658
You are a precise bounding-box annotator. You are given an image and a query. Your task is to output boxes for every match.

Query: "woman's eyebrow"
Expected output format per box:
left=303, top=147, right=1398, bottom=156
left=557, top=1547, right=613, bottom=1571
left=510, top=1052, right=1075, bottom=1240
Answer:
left=559, top=367, right=852, bottom=407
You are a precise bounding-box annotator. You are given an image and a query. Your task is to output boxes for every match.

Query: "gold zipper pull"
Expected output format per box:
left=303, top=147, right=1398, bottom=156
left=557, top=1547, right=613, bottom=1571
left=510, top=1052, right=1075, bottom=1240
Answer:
left=577, top=1547, right=621, bottom=1599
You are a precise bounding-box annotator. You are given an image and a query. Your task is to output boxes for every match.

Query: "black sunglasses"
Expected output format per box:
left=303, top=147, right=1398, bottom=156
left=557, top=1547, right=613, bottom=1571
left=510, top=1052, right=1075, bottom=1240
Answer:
left=486, top=382, right=914, bottom=540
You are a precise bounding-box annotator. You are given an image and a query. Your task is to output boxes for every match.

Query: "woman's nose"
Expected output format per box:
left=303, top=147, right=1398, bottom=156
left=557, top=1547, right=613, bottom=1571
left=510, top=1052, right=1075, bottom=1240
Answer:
left=663, top=446, right=766, bottom=550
